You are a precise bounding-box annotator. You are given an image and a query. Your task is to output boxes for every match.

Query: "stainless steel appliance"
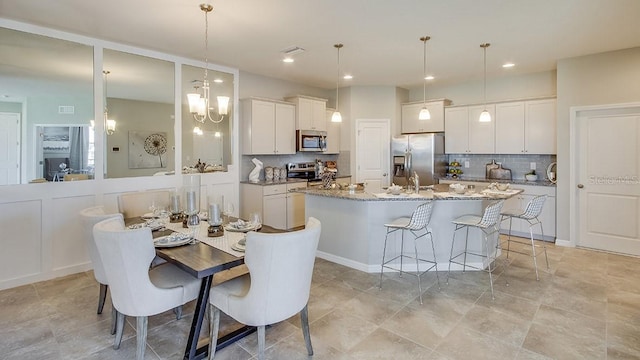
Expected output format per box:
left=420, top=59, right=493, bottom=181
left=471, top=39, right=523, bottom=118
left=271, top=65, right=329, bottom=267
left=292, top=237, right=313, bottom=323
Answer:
left=296, top=130, right=327, bottom=152
left=391, top=133, right=446, bottom=187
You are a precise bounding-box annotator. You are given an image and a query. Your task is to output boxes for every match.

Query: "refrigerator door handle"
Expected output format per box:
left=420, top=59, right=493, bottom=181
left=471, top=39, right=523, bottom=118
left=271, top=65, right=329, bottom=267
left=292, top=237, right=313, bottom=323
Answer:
left=406, top=151, right=412, bottom=183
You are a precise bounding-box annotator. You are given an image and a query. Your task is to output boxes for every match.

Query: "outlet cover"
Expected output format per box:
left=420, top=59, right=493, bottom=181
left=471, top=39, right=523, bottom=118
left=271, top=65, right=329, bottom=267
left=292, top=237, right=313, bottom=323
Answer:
left=464, top=161, right=470, bottom=168
left=530, top=162, right=537, bottom=170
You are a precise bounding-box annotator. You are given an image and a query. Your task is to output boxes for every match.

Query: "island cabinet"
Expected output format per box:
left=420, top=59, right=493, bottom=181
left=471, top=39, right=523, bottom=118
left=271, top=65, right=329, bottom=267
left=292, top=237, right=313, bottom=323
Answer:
left=324, top=108, right=340, bottom=154
left=444, top=104, right=495, bottom=154
left=401, top=99, right=451, bottom=133
left=241, top=98, right=296, bottom=155
left=495, top=99, right=556, bottom=154
left=285, top=95, right=327, bottom=131
left=240, top=182, right=307, bottom=230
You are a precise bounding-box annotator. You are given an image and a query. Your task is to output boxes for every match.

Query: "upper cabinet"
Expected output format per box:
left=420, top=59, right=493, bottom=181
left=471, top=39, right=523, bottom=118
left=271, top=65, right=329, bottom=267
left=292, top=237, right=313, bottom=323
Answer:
left=495, top=98, right=556, bottom=154
left=401, top=99, right=451, bottom=133
left=445, top=104, right=495, bottom=154
left=324, top=108, right=341, bottom=154
left=285, top=96, right=327, bottom=131
left=241, top=98, right=296, bottom=155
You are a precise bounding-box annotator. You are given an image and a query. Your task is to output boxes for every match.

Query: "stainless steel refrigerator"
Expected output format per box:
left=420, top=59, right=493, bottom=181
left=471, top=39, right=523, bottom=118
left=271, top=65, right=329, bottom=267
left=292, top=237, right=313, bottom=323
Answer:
left=391, top=133, right=446, bottom=187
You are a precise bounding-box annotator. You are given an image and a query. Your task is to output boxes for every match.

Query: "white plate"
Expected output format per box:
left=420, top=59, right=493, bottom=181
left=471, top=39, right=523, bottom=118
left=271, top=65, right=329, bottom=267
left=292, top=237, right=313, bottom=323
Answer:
left=141, top=212, right=156, bottom=219
left=230, top=242, right=246, bottom=252
left=154, top=233, right=192, bottom=248
left=224, top=222, right=261, bottom=232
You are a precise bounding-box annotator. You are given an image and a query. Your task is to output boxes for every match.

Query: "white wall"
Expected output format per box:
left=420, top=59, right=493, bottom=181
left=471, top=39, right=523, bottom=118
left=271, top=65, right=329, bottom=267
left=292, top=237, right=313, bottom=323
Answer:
left=238, top=71, right=332, bottom=102
left=556, top=47, right=640, bottom=243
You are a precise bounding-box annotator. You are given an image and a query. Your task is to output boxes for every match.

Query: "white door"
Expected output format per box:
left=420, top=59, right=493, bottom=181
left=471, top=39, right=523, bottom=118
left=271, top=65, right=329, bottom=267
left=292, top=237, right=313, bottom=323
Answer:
left=0, top=112, right=20, bottom=185
left=356, top=119, right=390, bottom=193
left=574, top=107, right=640, bottom=255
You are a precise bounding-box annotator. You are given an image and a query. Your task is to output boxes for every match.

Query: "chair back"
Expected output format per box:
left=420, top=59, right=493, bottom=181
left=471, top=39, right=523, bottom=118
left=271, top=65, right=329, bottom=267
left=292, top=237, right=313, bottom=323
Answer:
left=65, top=173, right=89, bottom=181
left=405, top=201, right=434, bottom=231
left=236, top=217, right=321, bottom=326
left=521, top=195, right=547, bottom=219
left=44, top=157, right=69, bottom=180
left=478, top=200, right=505, bottom=228
left=117, top=190, right=171, bottom=218
left=79, top=206, right=123, bottom=285
left=93, top=217, right=183, bottom=316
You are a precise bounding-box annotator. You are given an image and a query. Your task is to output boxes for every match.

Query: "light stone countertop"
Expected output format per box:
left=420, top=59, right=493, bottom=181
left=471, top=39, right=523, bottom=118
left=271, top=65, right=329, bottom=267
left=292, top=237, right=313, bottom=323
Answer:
left=296, top=188, right=523, bottom=201
left=438, top=176, right=556, bottom=187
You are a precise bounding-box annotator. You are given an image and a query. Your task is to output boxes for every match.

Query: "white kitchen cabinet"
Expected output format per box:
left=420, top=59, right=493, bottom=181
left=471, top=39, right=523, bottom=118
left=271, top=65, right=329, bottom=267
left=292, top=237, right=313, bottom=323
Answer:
left=241, top=98, right=296, bottom=155
left=285, top=96, right=327, bottom=131
left=401, top=99, right=450, bottom=133
left=240, top=182, right=307, bottom=230
left=444, top=104, right=495, bottom=154
left=495, top=99, right=556, bottom=154
left=324, top=108, right=341, bottom=154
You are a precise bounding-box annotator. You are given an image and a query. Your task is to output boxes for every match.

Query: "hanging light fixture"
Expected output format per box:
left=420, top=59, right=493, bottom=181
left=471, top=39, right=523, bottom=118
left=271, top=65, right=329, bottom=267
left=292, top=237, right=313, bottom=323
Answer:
left=331, top=43, right=343, bottom=123
left=187, top=4, right=229, bottom=124
left=479, top=43, right=492, bottom=122
left=103, top=70, right=116, bottom=135
left=418, top=36, right=431, bottom=120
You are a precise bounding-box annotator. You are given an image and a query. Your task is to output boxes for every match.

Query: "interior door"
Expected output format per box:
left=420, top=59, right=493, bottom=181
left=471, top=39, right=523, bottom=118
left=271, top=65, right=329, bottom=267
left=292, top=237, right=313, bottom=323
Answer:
left=0, top=112, right=20, bottom=185
left=576, top=111, right=640, bottom=255
left=356, top=119, right=390, bottom=193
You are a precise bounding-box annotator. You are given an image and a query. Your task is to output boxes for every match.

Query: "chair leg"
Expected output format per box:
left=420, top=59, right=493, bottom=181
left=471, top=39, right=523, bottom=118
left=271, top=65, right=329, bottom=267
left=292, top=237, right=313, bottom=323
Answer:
left=300, top=304, right=314, bottom=356
left=257, top=325, right=266, bottom=360
left=379, top=227, right=391, bottom=289
left=529, top=224, right=540, bottom=281
left=462, top=226, right=470, bottom=272
left=539, top=222, right=549, bottom=270
left=506, top=217, right=514, bottom=259
left=174, top=305, right=183, bottom=320
left=111, top=306, right=117, bottom=335
left=114, top=311, right=125, bottom=350
left=447, top=227, right=458, bottom=285
left=136, top=316, right=148, bottom=360
left=98, top=284, right=108, bottom=314
left=208, top=304, right=220, bottom=360
left=413, top=235, right=423, bottom=305
left=484, top=232, right=495, bottom=300
left=399, top=229, right=405, bottom=277
left=428, top=232, right=441, bottom=290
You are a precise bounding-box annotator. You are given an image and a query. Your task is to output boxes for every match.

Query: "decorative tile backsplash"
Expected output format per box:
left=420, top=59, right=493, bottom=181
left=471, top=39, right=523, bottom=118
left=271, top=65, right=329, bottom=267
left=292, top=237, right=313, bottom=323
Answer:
left=241, top=153, right=344, bottom=181
left=446, top=154, right=557, bottom=180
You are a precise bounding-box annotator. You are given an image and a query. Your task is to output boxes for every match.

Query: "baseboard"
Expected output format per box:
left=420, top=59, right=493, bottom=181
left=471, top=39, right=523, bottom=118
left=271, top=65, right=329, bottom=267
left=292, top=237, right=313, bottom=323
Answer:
left=0, top=262, right=93, bottom=291
left=555, top=238, right=574, bottom=247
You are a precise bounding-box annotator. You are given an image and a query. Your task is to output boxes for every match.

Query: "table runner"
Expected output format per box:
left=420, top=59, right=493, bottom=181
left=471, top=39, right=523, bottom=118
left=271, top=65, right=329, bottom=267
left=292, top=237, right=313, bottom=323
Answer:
left=164, top=222, right=245, bottom=257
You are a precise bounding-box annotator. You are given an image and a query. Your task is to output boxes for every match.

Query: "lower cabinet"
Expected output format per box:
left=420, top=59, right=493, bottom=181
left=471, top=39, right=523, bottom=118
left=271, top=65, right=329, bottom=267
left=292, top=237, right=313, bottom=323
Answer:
left=438, top=180, right=556, bottom=241
left=240, top=182, right=307, bottom=230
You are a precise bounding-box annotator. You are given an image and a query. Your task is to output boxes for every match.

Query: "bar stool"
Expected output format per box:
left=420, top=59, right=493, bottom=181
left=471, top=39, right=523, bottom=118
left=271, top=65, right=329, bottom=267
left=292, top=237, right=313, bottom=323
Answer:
left=447, top=200, right=504, bottom=299
left=379, top=201, right=439, bottom=304
left=500, top=195, right=549, bottom=280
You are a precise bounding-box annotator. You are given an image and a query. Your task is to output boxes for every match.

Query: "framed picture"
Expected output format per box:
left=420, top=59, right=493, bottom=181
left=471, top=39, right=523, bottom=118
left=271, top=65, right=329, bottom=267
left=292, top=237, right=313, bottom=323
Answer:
left=42, top=126, right=70, bottom=153
left=128, top=131, right=168, bottom=169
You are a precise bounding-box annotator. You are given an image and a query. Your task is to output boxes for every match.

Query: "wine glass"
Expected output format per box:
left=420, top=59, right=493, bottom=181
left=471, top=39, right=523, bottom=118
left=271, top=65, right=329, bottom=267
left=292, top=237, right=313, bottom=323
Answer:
left=223, top=202, right=234, bottom=225
left=186, top=213, right=200, bottom=239
left=250, top=212, right=261, bottom=227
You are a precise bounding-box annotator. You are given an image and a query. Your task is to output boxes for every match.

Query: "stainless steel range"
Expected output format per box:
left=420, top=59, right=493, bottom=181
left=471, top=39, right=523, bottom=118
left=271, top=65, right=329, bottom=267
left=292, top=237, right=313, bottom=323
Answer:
left=286, top=162, right=317, bottom=180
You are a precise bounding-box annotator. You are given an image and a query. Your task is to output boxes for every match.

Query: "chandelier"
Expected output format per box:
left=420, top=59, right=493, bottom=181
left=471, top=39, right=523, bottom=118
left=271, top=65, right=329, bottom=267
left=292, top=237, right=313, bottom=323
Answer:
left=187, top=4, right=229, bottom=124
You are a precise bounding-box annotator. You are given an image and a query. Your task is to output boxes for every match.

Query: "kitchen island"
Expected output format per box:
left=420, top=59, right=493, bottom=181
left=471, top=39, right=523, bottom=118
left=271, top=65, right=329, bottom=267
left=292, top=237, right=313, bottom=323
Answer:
left=300, top=187, right=522, bottom=273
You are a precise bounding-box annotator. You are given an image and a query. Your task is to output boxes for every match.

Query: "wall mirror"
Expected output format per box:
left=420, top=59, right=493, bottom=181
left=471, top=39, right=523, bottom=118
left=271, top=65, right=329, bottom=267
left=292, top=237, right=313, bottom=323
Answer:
left=0, top=27, right=94, bottom=184
left=181, top=64, right=234, bottom=172
left=103, top=49, right=175, bottom=179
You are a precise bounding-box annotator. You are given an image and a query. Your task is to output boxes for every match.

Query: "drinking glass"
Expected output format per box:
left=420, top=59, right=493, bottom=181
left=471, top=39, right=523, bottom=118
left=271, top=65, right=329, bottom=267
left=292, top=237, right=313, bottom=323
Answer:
left=186, top=214, right=200, bottom=239
left=223, top=202, right=234, bottom=225
left=250, top=212, right=261, bottom=227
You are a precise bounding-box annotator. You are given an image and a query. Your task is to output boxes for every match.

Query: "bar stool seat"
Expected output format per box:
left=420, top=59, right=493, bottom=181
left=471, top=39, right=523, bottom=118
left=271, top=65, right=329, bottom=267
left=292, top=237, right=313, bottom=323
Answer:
left=500, top=195, right=549, bottom=280
left=379, top=201, right=440, bottom=304
left=447, top=200, right=504, bottom=299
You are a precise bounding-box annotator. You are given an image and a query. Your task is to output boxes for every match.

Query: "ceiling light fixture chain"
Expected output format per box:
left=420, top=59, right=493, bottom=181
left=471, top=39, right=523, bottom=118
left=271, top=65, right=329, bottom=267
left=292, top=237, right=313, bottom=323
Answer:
left=331, top=43, right=343, bottom=123
left=418, top=36, right=431, bottom=120
left=479, top=43, right=492, bottom=122
left=187, top=3, right=229, bottom=126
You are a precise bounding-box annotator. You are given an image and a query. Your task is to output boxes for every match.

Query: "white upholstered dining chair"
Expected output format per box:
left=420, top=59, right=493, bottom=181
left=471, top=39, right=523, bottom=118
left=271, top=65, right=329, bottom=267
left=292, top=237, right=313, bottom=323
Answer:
left=117, top=190, right=171, bottom=219
left=93, top=216, right=200, bottom=360
left=207, top=217, right=322, bottom=360
left=79, top=205, right=123, bottom=334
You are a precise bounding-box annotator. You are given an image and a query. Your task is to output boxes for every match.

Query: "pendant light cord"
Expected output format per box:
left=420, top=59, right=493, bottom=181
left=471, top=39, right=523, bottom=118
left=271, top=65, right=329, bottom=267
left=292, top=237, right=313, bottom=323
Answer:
left=334, top=44, right=343, bottom=111
left=421, top=36, right=430, bottom=106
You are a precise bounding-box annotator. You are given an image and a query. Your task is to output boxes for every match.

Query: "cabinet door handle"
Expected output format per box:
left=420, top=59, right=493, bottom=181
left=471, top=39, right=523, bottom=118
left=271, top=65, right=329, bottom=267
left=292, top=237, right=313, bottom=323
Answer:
left=577, top=184, right=584, bottom=189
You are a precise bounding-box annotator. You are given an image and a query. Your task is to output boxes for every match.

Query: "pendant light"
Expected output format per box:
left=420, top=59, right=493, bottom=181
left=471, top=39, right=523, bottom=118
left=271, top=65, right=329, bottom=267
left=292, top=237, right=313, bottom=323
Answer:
left=479, top=43, right=492, bottom=122
left=187, top=4, right=229, bottom=124
left=331, top=43, right=343, bottom=123
left=103, top=70, right=116, bottom=135
left=418, top=36, right=431, bottom=120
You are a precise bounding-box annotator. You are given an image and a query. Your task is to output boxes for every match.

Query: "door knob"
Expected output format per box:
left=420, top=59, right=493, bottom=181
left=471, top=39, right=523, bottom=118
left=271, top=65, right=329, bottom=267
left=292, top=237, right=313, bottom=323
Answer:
left=577, top=184, right=584, bottom=189
left=382, top=173, right=388, bottom=177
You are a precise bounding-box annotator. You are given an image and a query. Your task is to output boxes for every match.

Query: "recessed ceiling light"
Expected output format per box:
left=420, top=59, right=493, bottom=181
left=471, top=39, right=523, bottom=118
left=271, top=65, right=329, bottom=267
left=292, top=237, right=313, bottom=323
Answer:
left=425, top=75, right=435, bottom=80
left=213, top=78, right=223, bottom=83
left=502, top=63, right=515, bottom=68
left=283, top=57, right=294, bottom=63
left=343, top=74, right=353, bottom=80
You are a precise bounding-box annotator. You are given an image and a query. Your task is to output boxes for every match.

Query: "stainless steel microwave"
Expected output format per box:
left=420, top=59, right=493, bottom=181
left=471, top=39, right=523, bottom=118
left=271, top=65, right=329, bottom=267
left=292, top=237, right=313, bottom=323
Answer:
left=296, top=130, right=327, bottom=152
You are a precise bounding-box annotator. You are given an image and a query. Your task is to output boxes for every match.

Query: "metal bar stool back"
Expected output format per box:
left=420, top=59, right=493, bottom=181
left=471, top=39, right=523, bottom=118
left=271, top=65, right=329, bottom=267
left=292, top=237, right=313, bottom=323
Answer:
left=500, top=194, right=549, bottom=280
left=447, top=200, right=504, bottom=299
left=379, top=201, right=439, bottom=304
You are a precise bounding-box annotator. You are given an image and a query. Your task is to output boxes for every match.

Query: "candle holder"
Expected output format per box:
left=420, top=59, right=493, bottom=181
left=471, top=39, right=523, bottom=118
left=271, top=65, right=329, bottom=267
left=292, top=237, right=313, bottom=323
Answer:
left=171, top=212, right=184, bottom=223
left=207, top=224, right=224, bottom=237
left=183, top=174, right=201, bottom=216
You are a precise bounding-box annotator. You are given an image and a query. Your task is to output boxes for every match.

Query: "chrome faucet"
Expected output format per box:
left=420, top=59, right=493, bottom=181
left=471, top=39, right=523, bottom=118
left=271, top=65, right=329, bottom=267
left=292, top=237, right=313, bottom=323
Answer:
left=408, top=171, right=420, bottom=193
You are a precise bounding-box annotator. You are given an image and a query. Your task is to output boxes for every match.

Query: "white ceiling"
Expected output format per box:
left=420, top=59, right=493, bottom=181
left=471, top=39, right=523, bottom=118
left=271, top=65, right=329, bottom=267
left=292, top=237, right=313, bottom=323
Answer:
left=1, top=0, right=640, bottom=91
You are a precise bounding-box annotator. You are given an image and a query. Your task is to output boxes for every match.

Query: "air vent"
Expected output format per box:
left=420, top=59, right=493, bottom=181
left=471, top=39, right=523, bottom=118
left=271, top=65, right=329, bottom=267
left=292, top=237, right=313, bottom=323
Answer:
left=281, top=46, right=305, bottom=56
left=58, top=105, right=75, bottom=115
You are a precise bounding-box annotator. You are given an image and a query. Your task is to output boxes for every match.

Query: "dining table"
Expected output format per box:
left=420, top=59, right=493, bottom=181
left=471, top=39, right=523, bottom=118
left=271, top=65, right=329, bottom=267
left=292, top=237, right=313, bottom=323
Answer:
left=126, top=215, right=280, bottom=360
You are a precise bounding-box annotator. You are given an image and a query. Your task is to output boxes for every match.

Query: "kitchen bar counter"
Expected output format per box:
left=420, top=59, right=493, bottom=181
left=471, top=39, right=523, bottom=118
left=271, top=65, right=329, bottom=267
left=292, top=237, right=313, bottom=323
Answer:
left=304, top=188, right=522, bottom=273
left=438, top=176, right=556, bottom=187
left=297, top=187, right=522, bottom=201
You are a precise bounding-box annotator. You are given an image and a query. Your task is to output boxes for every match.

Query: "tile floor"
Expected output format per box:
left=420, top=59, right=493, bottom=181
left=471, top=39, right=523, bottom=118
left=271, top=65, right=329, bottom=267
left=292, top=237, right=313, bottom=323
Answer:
left=1, top=238, right=639, bottom=360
